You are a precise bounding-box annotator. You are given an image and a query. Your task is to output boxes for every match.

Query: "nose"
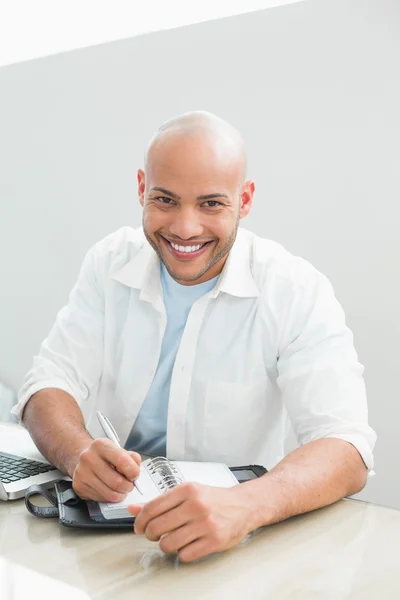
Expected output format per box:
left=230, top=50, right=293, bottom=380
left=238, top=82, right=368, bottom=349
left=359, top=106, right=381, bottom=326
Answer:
left=169, top=207, right=204, bottom=240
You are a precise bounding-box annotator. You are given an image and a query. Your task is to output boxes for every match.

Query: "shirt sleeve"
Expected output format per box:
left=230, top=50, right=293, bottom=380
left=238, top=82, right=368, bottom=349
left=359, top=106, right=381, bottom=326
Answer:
left=12, top=245, right=105, bottom=425
left=276, top=264, right=377, bottom=473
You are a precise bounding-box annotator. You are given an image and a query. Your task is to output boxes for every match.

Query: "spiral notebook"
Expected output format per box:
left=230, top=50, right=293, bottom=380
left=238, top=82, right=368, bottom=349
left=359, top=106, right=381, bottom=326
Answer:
left=98, top=456, right=239, bottom=520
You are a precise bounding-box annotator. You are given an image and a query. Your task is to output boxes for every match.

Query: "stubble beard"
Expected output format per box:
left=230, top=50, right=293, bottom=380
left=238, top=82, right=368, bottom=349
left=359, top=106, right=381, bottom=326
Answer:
left=142, top=211, right=240, bottom=284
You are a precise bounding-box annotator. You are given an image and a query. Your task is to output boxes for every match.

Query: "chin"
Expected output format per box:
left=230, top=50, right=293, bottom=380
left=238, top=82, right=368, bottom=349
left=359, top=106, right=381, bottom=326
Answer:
left=166, top=266, right=202, bottom=282
left=165, top=260, right=208, bottom=282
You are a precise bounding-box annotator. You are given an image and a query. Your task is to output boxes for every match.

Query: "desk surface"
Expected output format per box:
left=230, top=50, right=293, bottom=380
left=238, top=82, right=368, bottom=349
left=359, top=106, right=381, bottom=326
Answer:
left=1, top=488, right=400, bottom=598
left=1, top=424, right=400, bottom=599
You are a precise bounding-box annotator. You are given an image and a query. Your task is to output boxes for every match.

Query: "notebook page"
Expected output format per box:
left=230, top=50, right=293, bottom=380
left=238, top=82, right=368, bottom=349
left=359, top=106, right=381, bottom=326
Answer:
left=98, top=461, right=160, bottom=518
left=98, top=460, right=238, bottom=520
left=174, top=461, right=238, bottom=487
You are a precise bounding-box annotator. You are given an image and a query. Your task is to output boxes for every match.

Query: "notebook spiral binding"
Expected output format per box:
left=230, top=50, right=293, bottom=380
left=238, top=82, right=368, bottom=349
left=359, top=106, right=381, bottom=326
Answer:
left=147, top=456, right=183, bottom=491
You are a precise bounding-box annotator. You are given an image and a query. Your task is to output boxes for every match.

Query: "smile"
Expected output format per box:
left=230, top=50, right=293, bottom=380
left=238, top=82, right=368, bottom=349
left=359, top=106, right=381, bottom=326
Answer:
left=160, top=236, right=213, bottom=260
left=170, top=241, right=204, bottom=253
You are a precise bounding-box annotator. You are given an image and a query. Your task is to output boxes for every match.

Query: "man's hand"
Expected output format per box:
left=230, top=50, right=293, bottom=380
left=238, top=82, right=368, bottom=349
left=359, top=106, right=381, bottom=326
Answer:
left=72, top=438, right=142, bottom=502
left=128, top=482, right=258, bottom=563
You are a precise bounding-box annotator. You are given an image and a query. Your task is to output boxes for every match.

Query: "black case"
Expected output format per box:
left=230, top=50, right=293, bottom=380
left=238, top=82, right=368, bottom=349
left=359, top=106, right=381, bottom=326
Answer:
left=25, top=464, right=267, bottom=530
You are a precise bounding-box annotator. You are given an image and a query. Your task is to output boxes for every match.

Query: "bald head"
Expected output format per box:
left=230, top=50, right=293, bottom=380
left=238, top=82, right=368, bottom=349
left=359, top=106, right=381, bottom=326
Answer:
left=138, top=111, right=254, bottom=286
left=144, top=111, right=247, bottom=181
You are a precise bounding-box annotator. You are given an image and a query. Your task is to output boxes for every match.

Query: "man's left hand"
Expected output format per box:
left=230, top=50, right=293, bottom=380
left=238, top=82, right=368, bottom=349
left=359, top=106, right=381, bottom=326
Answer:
left=128, top=482, right=259, bottom=563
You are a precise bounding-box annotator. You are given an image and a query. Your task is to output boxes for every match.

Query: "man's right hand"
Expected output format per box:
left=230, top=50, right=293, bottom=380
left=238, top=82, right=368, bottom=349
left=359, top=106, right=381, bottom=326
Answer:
left=72, top=438, right=142, bottom=502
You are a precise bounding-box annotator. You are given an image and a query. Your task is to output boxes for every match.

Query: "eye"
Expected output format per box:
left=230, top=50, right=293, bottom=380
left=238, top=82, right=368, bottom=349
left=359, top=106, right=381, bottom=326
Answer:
left=202, top=200, right=222, bottom=208
left=155, top=196, right=174, bottom=205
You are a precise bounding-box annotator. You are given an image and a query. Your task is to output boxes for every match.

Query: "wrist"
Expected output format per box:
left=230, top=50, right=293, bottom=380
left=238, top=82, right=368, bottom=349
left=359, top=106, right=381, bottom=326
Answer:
left=65, top=438, right=93, bottom=478
left=234, top=478, right=273, bottom=532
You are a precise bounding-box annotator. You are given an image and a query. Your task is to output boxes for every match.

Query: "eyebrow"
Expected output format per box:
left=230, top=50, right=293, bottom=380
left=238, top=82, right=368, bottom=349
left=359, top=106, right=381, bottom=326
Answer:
left=150, top=187, right=229, bottom=201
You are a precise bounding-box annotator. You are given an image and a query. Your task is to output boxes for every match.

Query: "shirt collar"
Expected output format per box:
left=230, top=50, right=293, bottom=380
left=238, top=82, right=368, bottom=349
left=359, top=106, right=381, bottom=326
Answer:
left=112, top=227, right=260, bottom=301
left=211, top=228, right=260, bottom=299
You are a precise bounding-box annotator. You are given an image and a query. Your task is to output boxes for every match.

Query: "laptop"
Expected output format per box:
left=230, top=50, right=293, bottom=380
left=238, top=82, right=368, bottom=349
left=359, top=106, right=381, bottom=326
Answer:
left=0, top=422, right=67, bottom=501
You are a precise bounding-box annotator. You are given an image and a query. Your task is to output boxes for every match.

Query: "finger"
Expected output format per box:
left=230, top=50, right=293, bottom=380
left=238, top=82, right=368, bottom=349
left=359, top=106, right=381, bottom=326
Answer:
left=133, top=489, right=187, bottom=535
left=97, top=465, right=135, bottom=495
left=77, top=450, right=134, bottom=494
left=127, top=451, right=142, bottom=467
left=93, top=439, right=141, bottom=481
left=159, top=523, right=203, bottom=555
left=74, top=480, right=116, bottom=503
left=177, top=538, right=212, bottom=563
left=74, top=472, right=129, bottom=503
left=134, top=483, right=194, bottom=534
left=127, top=504, right=142, bottom=517
left=140, top=502, right=198, bottom=541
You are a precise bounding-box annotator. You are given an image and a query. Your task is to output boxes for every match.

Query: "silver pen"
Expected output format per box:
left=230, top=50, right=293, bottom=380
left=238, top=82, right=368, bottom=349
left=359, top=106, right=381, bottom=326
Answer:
left=97, top=410, right=143, bottom=495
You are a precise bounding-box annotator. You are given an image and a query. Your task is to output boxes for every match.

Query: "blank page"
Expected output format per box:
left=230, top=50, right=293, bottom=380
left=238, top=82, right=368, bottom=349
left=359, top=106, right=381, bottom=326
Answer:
left=174, top=461, right=238, bottom=487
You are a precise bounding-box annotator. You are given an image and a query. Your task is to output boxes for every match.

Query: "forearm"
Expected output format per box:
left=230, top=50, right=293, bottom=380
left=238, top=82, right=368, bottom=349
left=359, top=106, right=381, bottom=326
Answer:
left=241, top=438, right=368, bottom=531
left=22, top=388, right=93, bottom=477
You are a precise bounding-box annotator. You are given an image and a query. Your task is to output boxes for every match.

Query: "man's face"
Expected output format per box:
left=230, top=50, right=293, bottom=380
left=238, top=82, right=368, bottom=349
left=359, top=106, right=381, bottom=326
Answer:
left=138, top=134, right=254, bottom=285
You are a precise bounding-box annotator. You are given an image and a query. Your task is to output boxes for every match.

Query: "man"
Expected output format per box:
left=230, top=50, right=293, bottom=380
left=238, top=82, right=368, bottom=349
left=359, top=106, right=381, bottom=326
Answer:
left=13, top=111, right=376, bottom=563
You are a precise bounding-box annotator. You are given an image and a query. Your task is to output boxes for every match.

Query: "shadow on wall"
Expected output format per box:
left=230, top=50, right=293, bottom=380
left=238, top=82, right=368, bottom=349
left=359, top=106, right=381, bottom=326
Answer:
left=0, top=380, right=17, bottom=422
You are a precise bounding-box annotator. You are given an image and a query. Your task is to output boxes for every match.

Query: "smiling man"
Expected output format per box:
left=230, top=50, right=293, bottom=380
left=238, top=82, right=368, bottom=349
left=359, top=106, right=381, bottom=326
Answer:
left=140, top=113, right=249, bottom=287
left=14, top=111, right=376, bottom=563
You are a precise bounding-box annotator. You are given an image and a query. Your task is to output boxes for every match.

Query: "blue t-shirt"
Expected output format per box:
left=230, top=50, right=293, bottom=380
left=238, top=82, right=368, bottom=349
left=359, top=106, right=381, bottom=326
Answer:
left=124, top=263, right=219, bottom=456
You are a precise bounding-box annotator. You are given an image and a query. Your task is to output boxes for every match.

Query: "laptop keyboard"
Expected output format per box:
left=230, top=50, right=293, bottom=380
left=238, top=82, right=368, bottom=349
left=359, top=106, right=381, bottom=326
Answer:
left=0, top=451, right=57, bottom=484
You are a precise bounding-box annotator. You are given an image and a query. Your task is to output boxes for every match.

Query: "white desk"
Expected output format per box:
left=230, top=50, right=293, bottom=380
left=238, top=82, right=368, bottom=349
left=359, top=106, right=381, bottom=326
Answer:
left=1, top=425, right=399, bottom=599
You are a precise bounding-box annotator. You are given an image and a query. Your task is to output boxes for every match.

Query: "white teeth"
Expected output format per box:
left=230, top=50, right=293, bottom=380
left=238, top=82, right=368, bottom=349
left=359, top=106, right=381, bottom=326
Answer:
left=170, top=242, right=204, bottom=253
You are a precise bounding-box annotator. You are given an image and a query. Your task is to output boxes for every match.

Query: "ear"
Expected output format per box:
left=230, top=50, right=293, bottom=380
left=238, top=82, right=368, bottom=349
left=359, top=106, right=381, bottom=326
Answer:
left=137, top=169, right=145, bottom=207
left=239, top=180, right=255, bottom=220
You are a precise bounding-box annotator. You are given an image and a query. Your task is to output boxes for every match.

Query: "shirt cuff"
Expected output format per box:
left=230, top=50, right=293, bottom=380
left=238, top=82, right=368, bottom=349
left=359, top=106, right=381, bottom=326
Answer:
left=12, top=379, right=78, bottom=427
left=322, top=432, right=375, bottom=475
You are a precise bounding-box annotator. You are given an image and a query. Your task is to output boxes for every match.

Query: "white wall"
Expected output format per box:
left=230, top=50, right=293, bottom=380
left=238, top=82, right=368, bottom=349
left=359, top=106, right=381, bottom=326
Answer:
left=0, top=0, right=399, bottom=507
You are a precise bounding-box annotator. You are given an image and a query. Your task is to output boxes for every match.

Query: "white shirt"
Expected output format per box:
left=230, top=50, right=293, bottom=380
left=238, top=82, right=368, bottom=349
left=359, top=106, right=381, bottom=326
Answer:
left=13, top=226, right=376, bottom=471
